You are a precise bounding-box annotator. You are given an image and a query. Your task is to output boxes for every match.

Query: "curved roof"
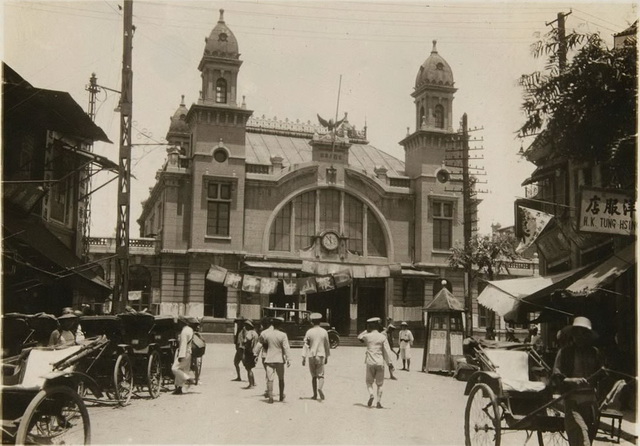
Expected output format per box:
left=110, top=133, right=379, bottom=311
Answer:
left=245, top=132, right=406, bottom=178
left=167, top=96, right=190, bottom=135
left=415, top=40, right=454, bottom=90
left=203, top=9, right=239, bottom=60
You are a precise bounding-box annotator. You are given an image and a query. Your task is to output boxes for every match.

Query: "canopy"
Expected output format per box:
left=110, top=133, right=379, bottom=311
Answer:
left=565, top=243, right=635, bottom=295
left=424, top=287, right=465, bottom=312
left=477, top=268, right=586, bottom=319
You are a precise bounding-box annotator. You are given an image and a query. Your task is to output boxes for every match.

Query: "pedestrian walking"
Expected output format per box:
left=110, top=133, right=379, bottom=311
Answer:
left=232, top=317, right=246, bottom=381
left=398, top=321, right=414, bottom=371
left=382, top=323, right=398, bottom=380
left=254, top=317, right=274, bottom=398
left=552, top=316, right=604, bottom=446
left=302, top=312, right=330, bottom=401
left=242, top=319, right=259, bottom=389
left=260, top=317, right=291, bottom=404
left=358, top=317, right=395, bottom=409
left=171, top=315, right=195, bottom=395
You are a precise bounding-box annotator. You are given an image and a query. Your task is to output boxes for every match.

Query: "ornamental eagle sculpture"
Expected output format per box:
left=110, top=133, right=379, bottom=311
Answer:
left=317, top=114, right=345, bottom=132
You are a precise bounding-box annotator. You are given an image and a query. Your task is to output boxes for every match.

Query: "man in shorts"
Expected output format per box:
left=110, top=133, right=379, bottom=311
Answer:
left=358, top=317, right=395, bottom=409
left=232, top=317, right=246, bottom=381
left=302, top=312, right=330, bottom=400
left=398, top=321, right=414, bottom=371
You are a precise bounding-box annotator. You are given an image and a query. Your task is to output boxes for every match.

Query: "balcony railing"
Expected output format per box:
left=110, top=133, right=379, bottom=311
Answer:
left=87, top=237, right=157, bottom=255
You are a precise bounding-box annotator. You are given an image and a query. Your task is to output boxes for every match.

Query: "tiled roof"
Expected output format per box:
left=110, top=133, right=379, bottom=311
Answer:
left=245, top=131, right=406, bottom=177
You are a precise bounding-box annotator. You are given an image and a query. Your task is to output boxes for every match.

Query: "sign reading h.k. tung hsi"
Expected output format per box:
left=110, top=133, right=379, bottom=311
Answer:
left=579, top=187, right=636, bottom=236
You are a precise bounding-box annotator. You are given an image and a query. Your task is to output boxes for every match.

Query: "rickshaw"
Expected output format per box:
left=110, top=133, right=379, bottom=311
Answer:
left=77, top=316, right=134, bottom=406
left=463, top=340, right=602, bottom=446
left=118, top=313, right=176, bottom=398
left=1, top=338, right=106, bottom=444
left=27, top=313, right=60, bottom=347
left=2, top=313, right=33, bottom=358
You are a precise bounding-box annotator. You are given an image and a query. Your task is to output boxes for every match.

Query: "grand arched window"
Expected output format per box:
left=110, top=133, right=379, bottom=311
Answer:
left=434, top=104, right=445, bottom=129
left=215, top=78, right=227, bottom=103
left=269, top=189, right=387, bottom=257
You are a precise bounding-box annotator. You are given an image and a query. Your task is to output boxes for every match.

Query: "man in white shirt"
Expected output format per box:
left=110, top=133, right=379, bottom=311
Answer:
left=358, top=317, right=395, bottom=409
left=398, top=321, right=415, bottom=371
left=302, top=312, right=330, bottom=401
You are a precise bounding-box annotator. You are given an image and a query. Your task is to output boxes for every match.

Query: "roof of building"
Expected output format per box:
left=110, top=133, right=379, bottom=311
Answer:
left=245, top=125, right=406, bottom=178
left=614, top=20, right=637, bottom=37
left=415, top=41, right=454, bottom=90
left=203, top=9, right=240, bottom=60
left=3, top=63, right=111, bottom=143
left=167, top=95, right=190, bottom=136
left=424, top=287, right=465, bottom=312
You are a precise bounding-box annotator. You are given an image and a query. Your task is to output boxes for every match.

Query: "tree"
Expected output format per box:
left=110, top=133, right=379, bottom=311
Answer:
left=518, top=28, right=637, bottom=189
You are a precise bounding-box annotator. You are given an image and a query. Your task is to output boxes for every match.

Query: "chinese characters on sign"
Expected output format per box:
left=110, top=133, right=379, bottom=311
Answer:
left=579, top=188, right=636, bottom=236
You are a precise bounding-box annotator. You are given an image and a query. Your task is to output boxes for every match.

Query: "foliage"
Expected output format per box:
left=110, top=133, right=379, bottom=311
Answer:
left=448, top=233, right=518, bottom=281
left=518, top=29, right=637, bottom=188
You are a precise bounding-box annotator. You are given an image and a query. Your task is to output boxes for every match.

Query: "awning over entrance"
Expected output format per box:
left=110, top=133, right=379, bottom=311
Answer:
left=243, top=260, right=302, bottom=271
left=565, top=243, right=635, bottom=296
left=477, top=268, right=586, bottom=319
left=401, top=269, right=438, bottom=278
left=3, top=213, right=111, bottom=295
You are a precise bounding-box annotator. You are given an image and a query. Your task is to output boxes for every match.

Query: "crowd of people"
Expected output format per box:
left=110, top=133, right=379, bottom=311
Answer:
left=228, top=314, right=414, bottom=408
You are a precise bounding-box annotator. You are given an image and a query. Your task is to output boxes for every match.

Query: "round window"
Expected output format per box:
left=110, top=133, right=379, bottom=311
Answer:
left=213, top=148, right=228, bottom=163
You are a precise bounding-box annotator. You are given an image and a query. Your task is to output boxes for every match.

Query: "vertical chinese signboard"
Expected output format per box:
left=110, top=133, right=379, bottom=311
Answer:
left=579, top=187, right=636, bottom=236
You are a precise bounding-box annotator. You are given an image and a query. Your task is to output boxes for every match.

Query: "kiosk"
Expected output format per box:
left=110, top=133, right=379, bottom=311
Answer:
left=422, top=284, right=465, bottom=373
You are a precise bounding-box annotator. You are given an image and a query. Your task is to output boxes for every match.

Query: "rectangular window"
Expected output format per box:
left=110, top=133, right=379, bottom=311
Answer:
left=319, top=189, right=340, bottom=232
left=269, top=202, right=291, bottom=251
left=344, top=195, right=363, bottom=255
left=207, top=182, right=231, bottom=236
left=49, top=147, right=73, bottom=225
left=433, top=201, right=453, bottom=250
left=294, top=192, right=315, bottom=249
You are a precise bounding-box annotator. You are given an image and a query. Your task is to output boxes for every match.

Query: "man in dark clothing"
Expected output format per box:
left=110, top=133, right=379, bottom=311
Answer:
left=232, top=317, right=246, bottom=381
left=552, top=317, right=604, bottom=446
left=382, top=324, right=398, bottom=379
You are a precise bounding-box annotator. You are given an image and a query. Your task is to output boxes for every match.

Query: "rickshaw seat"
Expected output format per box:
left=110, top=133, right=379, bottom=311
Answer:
left=484, top=349, right=546, bottom=393
left=17, top=345, right=83, bottom=388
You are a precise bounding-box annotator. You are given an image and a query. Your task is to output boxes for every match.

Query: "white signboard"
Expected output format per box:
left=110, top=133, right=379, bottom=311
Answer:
left=428, top=330, right=447, bottom=355
left=579, top=187, right=636, bottom=236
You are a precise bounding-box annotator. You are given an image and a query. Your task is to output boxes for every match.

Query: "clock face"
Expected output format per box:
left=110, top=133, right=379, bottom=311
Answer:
left=321, top=232, right=339, bottom=251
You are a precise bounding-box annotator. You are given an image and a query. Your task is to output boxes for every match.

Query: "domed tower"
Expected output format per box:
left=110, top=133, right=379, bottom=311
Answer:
left=166, top=95, right=190, bottom=153
left=400, top=41, right=461, bottom=264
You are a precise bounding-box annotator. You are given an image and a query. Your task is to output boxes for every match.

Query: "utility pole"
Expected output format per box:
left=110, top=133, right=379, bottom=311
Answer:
left=546, top=11, right=571, bottom=72
left=113, top=0, right=134, bottom=314
left=461, top=113, right=473, bottom=336
left=81, top=73, right=100, bottom=261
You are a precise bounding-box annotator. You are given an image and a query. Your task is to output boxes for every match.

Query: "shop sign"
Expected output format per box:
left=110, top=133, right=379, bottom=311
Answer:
left=579, top=187, right=636, bottom=236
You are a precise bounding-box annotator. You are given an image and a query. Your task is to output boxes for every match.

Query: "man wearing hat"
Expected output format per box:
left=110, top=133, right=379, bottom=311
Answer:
left=232, top=317, right=247, bottom=382
left=171, top=315, right=195, bottom=394
left=552, top=316, right=604, bottom=446
left=48, top=313, right=78, bottom=347
left=398, top=321, right=414, bottom=371
left=382, top=323, right=398, bottom=380
left=260, top=317, right=291, bottom=403
left=302, top=313, right=331, bottom=400
left=358, top=317, right=395, bottom=408
left=241, top=319, right=259, bottom=389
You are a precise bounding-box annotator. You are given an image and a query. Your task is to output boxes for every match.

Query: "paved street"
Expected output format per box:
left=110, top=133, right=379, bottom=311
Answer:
left=88, top=343, right=635, bottom=445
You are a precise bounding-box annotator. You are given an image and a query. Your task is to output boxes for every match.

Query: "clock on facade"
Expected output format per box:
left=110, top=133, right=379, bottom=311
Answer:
left=321, top=232, right=340, bottom=251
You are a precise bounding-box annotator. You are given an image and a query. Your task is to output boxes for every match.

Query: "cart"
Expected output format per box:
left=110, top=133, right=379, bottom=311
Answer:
left=2, top=314, right=34, bottom=358
left=77, top=316, right=134, bottom=406
left=152, top=316, right=178, bottom=389
left=1, top=339, right=106, bottom=444
left=463, top=343, right=570, bottom=446
left=119, top=313, right=175, bottom=398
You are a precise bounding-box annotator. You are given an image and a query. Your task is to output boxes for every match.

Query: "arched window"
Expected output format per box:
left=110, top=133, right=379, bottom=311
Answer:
left=419, top=106, right=426, bottom=127
left=215, top=78, right=227, bottom=103
left=268, top=189, right=387, bottom=257
left=434, top=104, right=445, bottom=129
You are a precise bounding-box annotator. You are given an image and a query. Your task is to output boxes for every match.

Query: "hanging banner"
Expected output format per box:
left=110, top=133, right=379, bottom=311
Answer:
left=283, top=278, right=298, bottom=295
left=224, top=272, right=243, bottom=289
left=333, top=269, right=352, bottom=288
left=206, top=264, right=228, bottom=283
left=242, top=275, right=261, bottom=293
left=315, top=275, right=335, bottom=292
left=298, top=277, right=317, bottom=294
left=259, top=277, right=279, bottom=295
left=128, top=290, right=142, bottom=301
left=578, top=187, right=636, bottom=236
left=516, top=206, right=554, bottom=254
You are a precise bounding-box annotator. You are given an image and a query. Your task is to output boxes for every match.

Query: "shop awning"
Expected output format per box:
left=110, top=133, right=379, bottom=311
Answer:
left=243, top=261, right=302, bottom=271
left=565, top=243, right=635, bottom=295
left=60, top=143, right=118, bottom=172
left=401, top=269, right=438, bottom=278
left=477, top=268, right=586, bottom=318
left=3, top=212, right=111, bottom=295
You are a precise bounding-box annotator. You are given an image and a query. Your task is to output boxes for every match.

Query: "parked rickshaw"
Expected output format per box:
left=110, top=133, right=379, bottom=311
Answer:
left=1, top=313, right=33, bottom=358
left=27, top=313, right=60, bottom=347
left=1, top=338, right=106, bottom=444
left=77, top=316, right=134, bottom=406
left=151, top=315, right=179, bottom=390
left=119, top=312, right=176, bottom=398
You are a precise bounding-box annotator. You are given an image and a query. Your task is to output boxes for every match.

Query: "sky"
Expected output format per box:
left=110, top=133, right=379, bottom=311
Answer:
left=3, top=0, right=637, bottom=239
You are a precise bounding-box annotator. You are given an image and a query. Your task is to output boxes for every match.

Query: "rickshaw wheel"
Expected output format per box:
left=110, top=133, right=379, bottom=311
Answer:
left=192, top=356, right=203, bottom=385
left=114, top=353, right=133, bottom=406
left=465, top=383, right=501, bottom=446
left=147, top=350, right=162, bottom=398
left=16, top=386, right=91, bottom=445
left=536, top=431, right=568, bottom=446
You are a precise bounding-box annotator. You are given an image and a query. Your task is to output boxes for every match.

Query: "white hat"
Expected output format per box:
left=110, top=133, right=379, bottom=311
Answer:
left=561, top=316, right=598, bottom=339
left=310, top=313, right=323, bottom=321
left=366, top=317, right=381, bottom=323
left=400, top=321, right=408, bottom=326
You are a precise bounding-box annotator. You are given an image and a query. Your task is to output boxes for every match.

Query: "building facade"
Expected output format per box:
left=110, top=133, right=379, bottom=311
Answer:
left=131, top=11, right=472, bottom=337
